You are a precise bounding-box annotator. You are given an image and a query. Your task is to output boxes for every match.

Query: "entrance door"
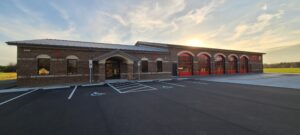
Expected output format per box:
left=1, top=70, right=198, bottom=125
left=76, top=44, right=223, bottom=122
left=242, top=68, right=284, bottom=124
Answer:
left=172, top=63, right=177, bottom=76
left=105, top=60, right=120, bottom=79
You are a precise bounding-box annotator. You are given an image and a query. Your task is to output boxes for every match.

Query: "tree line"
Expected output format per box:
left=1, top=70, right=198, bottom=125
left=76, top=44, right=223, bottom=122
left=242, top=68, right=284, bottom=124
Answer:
left=264, top=62, right=300, bottom=68
left=0, top=63, right=16, bottom=72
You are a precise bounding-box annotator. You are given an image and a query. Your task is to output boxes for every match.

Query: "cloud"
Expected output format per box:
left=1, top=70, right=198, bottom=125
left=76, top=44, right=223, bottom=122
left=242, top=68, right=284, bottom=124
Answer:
left=176, top=0, right=225, bottom=24
left=226, top=10, right=284, bottom=41
left=261, top=4, right=268, bottom=11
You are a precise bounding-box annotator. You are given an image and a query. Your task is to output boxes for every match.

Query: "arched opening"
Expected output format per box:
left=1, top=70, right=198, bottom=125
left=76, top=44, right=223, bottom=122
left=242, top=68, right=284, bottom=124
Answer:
left=36, top=54, right=51, bottom=75
left=228, top=55, right=238, bottom=74
left=178, top=53, right=193, bottom=76
left=214, top=55, right=225, bottom=75
left=105, top=57, right=127, bottom=79
left=198, top=54, right=210, bottom=75
left=240, top=56, right=249, bottom=73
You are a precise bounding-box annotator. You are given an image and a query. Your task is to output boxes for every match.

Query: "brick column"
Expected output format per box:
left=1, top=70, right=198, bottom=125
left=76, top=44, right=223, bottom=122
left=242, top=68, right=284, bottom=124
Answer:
left=127, top=63, right=134, bottom=80
left=225, top=61, right=229, bottom=74
left=193, top=61, right=198, bottom=75
left=237, top=61, right=240, bottom=73
left=210, top=57, right=215, bottom=75
left=98, top=63, right=105, bottom=81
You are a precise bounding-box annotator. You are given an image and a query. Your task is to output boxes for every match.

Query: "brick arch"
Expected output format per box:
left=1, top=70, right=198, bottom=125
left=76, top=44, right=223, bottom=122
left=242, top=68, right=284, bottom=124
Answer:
left=197, top=52, right=212, bottom=57
left=214, top=53, right=226, bottom=58
left=228, top=54, right=238, bottom=59
left=36, top=54, right=51, bottom=59
left=177, top=50, right=195, bottom=56
left=240, top=55, right=249, bottom=59
left=66, top=55, right=79, bottom=60
left=141, top=57, right=149, bottom=61
left=155, top=57, right=163, bottom=61
left=228, top=54, right=238, bottom=74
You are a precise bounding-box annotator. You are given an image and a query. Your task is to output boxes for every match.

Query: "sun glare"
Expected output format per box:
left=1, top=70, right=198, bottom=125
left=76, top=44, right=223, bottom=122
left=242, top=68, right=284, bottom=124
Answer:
left=185, top=39, right=203, bottom=47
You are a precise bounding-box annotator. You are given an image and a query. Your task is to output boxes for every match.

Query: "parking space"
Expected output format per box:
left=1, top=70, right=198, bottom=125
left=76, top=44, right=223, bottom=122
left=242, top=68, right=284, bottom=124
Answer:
left=107, top=81, right=157, bottom=93
left=0, top=80, right=300, bottom=135
left=197, top=73, right=300, bottom=89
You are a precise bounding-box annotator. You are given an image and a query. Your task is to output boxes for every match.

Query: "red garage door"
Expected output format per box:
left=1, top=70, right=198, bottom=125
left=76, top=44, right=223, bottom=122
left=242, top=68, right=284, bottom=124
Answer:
left=214, top=55, right=225, bottom=75
left=198, top=54, right=210, bottom=75
left=240, top=56, right=249, bottom=73
left=178, top=53, right=193, bottom=76
left=228, top=56, right=238, bottom=74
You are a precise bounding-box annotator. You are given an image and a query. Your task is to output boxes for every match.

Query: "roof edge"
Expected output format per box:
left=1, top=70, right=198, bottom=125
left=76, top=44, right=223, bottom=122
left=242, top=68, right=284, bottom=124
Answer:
left=136, top=41, right=265, bottom=54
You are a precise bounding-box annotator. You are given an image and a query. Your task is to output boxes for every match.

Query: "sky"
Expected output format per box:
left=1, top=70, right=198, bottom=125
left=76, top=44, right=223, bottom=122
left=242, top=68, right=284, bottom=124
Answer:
left=0, top=0, right=299, bottom=65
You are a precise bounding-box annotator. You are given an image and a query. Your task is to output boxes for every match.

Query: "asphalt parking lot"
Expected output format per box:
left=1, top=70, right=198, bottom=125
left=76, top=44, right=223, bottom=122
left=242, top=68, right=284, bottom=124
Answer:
left=1, top=79, right=300, bottom=135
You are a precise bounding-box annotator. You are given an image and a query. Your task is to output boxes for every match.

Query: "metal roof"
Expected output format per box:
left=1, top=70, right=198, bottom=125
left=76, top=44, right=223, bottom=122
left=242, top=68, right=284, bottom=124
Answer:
left=136, top=41, right=265, bottom=54
left=6, top=39, right=168, bottom=52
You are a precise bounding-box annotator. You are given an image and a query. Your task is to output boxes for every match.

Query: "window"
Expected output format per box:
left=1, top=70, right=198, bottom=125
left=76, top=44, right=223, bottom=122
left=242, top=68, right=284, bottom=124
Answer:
left=38, top=58, right=50, bottom=75
left=141, top=60, right=148, bottom=72
left=67, top=59, right=77, bottom=74
left=157, top=61, right=163, bottom=72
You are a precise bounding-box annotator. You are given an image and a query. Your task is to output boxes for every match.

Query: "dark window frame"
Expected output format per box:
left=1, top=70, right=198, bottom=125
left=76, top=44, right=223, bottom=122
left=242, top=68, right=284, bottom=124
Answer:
left=141, top=60, right=148, bottom=73
left=67, top=59, right=78, bottom=75
left=156, top=60, right=163, bottom=72
left=37, top=58, right=51, bottom=75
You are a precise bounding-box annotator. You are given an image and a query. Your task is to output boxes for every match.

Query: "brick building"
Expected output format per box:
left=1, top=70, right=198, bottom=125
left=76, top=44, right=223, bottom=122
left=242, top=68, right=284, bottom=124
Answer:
left=6, top=39, right=264, bottom=86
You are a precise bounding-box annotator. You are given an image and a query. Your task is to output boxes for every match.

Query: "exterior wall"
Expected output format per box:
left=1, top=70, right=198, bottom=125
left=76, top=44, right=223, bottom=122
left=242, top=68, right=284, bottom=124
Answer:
left=168, top=47, right=263, bottom=76
left=16, top=45, right=263, bottom=87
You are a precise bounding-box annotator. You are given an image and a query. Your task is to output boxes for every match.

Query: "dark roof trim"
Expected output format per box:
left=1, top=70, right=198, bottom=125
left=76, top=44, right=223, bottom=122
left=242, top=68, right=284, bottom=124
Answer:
left=6, top=39, right=168, bottom=53
left=136, top=41, right=265, bottom=54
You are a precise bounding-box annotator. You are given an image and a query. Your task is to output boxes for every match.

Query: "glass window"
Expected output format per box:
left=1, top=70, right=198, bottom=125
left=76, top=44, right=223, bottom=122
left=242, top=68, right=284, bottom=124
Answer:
left=157, top=61, right=163, bottom=72
left=38, top=58, right=50, bottom=75
left=141, top=60, right=148, bottom=72
left=67, top=59, right=77, bottom=75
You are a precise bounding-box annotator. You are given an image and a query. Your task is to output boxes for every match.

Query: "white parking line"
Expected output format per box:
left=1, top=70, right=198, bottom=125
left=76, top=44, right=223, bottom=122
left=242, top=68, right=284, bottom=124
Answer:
left=0, top=89, right=39, bottom=106
left=159, top=81, right=185, bottom=87
left=67, top=86, right=78, bottom=100
left=118, top=84, right=144, bottom=90
left=186, top=81, right=208, bottom=85
left=107, top=82, right=157, bottom=94
left=107, top=83, right=123, bottom=93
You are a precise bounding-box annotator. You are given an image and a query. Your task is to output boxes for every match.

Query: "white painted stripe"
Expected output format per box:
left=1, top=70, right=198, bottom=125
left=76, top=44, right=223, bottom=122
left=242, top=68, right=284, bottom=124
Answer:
left=138, top=83, right=158, bottom=90
left=177, top=78, right=189, bottom=80
left=67, top=86, right=78, bottom=100
left=158, top=79, right=172, bottom=82
left=107, top=83, right=123, bottom=93
left=137, top=80, right=155, bottom=83
left=0, top=88, right=31, bottom=94
left=122, top=88, right=157, bottom=94
left=186, top=81, right=208, bottom=85
left=0, top=89, right=39, bottom=106
left=123, top=86, right=149, bottom=92
left=118, top=84, right=144, bottom=90
left=81, top=82, right=105, bottom=87
left=159, top=82, right=185, bottom=87
left=43, top=86, right=71, bottom=90
left=113, top=83, right=137, bottom=88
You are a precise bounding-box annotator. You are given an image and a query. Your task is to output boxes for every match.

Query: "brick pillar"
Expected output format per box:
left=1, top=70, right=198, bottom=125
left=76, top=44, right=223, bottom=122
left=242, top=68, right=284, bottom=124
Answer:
left=237, top=61, right=240, bottom=73
left=225, top=61, right=229, bottom=74
left=193, top=61, right=198, bottom=75
left=98, top=63, right=105, bottom=81
left=127, top=63, right=134, bottom=80
left=210, top=58, right=215, bottom=75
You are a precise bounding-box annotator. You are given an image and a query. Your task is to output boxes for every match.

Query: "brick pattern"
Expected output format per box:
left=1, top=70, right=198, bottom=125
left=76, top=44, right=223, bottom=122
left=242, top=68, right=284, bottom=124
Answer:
left=16, top=45, right=263, bottom=86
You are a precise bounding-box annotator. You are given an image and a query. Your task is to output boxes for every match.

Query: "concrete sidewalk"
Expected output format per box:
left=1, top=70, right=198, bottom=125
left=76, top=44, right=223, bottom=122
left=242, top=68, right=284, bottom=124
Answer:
left=197, top=73, right=300, bottom=89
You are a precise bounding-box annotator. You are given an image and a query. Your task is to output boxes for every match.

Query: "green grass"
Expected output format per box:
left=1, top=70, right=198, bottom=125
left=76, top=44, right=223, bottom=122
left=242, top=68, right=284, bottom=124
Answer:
left=264, top=68, right=300, bottom=74
left=0, top=72, right=17, bottom=81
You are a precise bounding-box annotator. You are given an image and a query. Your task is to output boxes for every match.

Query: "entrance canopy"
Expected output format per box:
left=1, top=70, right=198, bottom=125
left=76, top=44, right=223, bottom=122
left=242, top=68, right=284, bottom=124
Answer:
left=93, top=50, right=139, bottom=64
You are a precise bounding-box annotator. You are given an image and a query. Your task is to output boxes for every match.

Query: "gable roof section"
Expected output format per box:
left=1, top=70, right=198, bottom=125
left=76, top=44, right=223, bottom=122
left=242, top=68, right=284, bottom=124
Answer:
left=6, top=39, right=168, bottom=52
left=136, top=41, right=265, bottom=54
left=93, top=49, right=139, bottom=62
